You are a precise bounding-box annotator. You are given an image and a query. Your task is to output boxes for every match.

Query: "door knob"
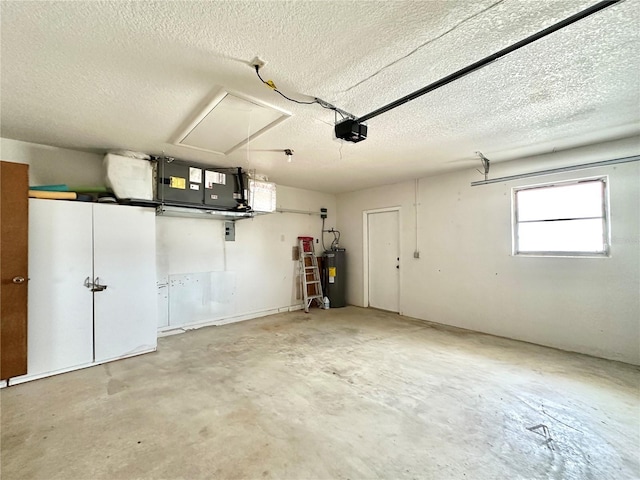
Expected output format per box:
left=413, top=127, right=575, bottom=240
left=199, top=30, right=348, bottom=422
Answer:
left=12, top=276, right=26, bottom=284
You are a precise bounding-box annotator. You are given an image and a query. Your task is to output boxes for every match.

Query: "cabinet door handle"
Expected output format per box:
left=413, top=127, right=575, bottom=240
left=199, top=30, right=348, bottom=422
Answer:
left=92, top=277, right=108, bottom=292
left=84, top=276, right=94, bottom=289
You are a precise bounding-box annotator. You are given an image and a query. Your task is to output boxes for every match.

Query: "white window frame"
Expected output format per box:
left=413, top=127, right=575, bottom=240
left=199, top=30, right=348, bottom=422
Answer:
left=512, top=176, right=610, bottom=257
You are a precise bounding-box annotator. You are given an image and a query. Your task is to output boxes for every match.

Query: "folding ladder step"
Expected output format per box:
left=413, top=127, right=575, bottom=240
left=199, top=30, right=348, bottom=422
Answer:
left=298, top=236, right=324, bottom=313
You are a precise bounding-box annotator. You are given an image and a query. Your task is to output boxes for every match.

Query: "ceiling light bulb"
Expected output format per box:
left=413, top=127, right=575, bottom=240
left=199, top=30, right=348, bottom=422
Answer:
left=284, top=149, right=293, bottom=163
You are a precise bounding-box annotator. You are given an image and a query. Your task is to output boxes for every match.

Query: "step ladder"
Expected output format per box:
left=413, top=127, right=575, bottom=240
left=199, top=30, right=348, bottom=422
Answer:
left=298, top=236, right=324, bottom=313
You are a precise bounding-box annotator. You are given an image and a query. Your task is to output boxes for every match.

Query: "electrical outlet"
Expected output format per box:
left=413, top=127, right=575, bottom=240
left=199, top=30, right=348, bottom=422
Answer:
left=320, top=207, right=327, bottom=219
left=250, top=56, right=267, bottom=69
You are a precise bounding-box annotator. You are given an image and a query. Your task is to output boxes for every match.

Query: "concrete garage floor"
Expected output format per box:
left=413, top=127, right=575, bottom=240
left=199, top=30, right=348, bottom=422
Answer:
left=2, top=307, right=639, bottom=480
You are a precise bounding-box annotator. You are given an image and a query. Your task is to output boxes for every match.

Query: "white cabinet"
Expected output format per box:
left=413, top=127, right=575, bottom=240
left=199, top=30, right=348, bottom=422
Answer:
left=11, top=199, right=157, bottom=384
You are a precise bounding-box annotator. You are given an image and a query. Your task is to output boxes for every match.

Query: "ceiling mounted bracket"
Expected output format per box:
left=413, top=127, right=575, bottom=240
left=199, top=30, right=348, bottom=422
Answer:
left=476, top=151, right=490, bottom=181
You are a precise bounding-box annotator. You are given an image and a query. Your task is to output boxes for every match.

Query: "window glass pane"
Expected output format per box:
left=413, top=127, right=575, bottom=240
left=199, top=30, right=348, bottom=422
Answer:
left=517, top=181, right=603, bottom=221
left=517, top=219, right=604, bottom=252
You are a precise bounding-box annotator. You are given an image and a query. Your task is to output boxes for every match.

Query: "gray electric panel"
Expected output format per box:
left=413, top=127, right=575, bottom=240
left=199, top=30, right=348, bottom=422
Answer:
left=324, top=249, right=346, bottom=308
left=225, top=221, right=235, bottom=241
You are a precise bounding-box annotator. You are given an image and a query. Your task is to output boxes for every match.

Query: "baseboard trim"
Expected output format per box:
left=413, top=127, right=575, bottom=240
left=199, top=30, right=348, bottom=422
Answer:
left=158, top=304, right=304, bottom=336
left=6, top=347, right=157, bottom=387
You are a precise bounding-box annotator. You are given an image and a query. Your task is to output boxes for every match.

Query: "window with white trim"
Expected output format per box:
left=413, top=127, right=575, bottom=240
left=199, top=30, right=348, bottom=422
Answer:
left=513, top=177, right=609, bottom=256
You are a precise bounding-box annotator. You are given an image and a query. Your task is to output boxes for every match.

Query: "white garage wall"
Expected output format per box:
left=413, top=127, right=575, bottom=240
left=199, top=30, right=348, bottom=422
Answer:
left=1, top=137, right=337, bottom=328
left=0, top=138, right=105, bottom=186
left=337, top=137, right=640, bottom=365
left=156, top=186, right=336, bottom=327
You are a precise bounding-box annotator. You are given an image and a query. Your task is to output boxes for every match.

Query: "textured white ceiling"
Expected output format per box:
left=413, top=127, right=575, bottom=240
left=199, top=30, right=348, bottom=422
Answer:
left=1, top=0, right=638, bottom=193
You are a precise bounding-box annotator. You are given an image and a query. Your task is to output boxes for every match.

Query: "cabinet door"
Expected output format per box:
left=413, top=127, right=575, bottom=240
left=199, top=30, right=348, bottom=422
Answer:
left=1, top=162, right=29, bottom=380
left=93, top=204, right=157, bottom=362
left=22, top=199, right=94, bottom=378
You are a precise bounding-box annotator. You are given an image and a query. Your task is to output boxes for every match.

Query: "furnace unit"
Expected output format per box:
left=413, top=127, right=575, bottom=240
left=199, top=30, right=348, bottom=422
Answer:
left=156, top=157, right=249, bottom=211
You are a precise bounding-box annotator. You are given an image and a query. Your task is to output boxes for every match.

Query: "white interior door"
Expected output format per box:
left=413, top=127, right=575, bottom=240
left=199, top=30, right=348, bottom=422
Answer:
left=23, top=199, right=94, bottom=377
left=93, top=204, right=157, bottom=362
left=368, top=210, right=400, bottom=312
